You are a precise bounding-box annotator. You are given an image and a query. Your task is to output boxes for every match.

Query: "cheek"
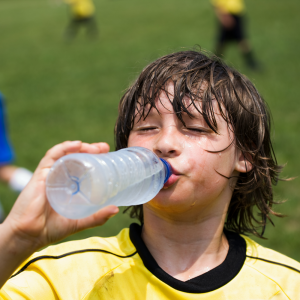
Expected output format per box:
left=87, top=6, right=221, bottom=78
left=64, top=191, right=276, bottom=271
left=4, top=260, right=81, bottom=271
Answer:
left=184, top=147, right=208, bottom=176
left=182, top=135, right=208, bottom=150
left=186, top=149, right=228, bottom=185
left=128, top=134, right=147, bottom=148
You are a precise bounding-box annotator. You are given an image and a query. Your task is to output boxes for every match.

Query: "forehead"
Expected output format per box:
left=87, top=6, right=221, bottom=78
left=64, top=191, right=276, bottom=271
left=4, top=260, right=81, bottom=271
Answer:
left=135, top=82, right=224, bottom=117
left=134, top=82, right=225, bottom=123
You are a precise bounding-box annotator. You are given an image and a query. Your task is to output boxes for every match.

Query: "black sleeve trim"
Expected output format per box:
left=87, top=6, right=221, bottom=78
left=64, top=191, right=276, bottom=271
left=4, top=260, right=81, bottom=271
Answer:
left=246, top=255, right=300, bottom=273
left=10, top=249, right=137, bottom=279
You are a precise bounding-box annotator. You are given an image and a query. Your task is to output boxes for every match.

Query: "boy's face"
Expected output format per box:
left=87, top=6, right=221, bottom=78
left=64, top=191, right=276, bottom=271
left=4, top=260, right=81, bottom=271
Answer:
left=128, top=83, right=247, bottom=218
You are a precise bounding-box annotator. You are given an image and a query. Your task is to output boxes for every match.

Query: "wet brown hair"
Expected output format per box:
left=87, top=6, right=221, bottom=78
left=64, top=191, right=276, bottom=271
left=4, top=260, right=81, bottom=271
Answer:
left=115, top=50, right=283, bottom=237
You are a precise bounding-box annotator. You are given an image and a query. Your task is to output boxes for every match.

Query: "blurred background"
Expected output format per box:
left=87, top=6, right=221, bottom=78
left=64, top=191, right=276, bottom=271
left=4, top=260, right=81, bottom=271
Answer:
left=0, top=0, right=299, bottom=260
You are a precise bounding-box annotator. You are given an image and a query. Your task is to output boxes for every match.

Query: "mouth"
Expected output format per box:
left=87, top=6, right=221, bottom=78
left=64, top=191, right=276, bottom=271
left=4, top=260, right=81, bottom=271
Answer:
left=163, top=164, right=181, bottom=189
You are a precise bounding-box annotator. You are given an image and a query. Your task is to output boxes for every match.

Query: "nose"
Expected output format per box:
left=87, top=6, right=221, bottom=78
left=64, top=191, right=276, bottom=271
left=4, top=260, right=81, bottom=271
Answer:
left=153, top=126, right=182, bottom=158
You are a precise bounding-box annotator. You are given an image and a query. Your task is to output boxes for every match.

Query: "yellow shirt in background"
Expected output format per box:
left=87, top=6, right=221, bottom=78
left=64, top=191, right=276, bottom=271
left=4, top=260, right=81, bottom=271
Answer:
left=211, top=0, right=244, bottom=15
left=64, top=0, right=95, bottom=18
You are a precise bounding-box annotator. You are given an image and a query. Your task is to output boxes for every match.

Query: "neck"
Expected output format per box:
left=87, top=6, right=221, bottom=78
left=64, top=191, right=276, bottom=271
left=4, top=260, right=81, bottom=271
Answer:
left=141, top=205, right=229, bottom=281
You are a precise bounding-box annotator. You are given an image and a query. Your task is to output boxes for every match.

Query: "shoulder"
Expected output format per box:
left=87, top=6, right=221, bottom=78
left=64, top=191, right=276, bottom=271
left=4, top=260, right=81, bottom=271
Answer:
left=242, top=235, right=300, bottom=298
left=243, top=235, right=300, bottom=272
left=11, top=227, right=136, bottom=279
left=2, top=228, right=138, bottom=299
left=43, top=227, right=133, bottom=255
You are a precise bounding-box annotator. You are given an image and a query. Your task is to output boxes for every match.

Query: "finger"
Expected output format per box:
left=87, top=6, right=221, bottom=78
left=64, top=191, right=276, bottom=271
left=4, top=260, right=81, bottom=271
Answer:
left=40, top=141, right=110, bottom=169
left=38, top=141, right=83, bottom=169
left=75, top=205, right=119, bottom=232
left=91, top=142, right=110, bottom=153
left=78, top=142, right=110, bottom=154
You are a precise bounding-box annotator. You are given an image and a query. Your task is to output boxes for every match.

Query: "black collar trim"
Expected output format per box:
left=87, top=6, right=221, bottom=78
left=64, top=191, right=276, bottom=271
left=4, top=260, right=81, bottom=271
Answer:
left=129, top=223, right=246, bottom=293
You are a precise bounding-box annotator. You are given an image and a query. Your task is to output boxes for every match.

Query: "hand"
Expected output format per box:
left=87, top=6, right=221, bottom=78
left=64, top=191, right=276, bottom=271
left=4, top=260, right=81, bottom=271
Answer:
left=3, top=141, right=119, bottom=252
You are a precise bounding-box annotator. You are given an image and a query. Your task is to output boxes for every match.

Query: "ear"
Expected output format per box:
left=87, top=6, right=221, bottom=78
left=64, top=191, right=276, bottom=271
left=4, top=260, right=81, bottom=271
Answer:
left=235, top=150, right=253, bottom=173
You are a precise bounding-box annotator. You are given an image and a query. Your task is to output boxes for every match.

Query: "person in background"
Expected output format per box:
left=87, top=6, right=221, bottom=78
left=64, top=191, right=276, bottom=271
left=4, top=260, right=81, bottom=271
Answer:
left=64, top=0, right=98, bottom=39
left=0, top=93, right=33, bottom=223
left=211, top=0, right=260, bottom=70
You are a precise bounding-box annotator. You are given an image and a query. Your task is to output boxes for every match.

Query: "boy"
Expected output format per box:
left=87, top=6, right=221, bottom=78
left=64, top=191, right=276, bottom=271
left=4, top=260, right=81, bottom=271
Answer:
left=0, top=50, right=299, bottom=299
left=64, top=0, right=98, bottom=39
left=211, top=0, right=260, bottom=70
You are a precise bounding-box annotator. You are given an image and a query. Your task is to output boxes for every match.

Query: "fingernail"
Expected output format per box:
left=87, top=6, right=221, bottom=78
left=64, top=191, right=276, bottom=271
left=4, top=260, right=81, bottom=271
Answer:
left=111, top=207, right=119, bottom=215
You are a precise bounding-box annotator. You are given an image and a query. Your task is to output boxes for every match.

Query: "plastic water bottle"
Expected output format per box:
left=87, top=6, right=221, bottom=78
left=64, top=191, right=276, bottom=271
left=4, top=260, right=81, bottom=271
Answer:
left=46, top=147, right=172, bottom=219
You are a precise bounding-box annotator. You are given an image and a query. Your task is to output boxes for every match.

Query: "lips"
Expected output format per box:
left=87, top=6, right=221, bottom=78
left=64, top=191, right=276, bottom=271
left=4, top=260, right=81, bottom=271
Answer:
left=163, top=173, right=180, bottom=188
left=163, top=163, right=181, bottom=189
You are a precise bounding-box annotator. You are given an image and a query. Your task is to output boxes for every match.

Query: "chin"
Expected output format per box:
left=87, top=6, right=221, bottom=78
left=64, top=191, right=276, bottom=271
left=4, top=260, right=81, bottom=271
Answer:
left=146, top=195, right=194, bottom=212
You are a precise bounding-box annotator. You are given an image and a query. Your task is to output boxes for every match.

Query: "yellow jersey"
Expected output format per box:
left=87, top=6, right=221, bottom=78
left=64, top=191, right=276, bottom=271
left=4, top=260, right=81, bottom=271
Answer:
left=1, top=223, right=300, bottom=299
left=211, top=0, right=245, bottom=15
left=64, top=0, right=95, bottom=18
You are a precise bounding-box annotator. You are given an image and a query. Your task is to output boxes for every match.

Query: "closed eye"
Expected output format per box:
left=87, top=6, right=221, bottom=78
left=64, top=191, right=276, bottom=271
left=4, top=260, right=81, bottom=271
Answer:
left=186, top=127, right=207, bottom=133
left=138, top=127, right=157, bottom=131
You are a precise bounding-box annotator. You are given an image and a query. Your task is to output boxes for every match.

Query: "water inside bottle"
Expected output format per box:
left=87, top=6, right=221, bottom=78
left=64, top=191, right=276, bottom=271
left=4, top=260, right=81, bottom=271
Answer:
left=46, top=147, right=169, bottom=219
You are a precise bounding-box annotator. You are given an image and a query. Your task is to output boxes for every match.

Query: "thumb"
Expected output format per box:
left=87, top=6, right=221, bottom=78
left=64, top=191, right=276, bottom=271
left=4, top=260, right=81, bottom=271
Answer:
left=75, top=205, right=119, bottom=232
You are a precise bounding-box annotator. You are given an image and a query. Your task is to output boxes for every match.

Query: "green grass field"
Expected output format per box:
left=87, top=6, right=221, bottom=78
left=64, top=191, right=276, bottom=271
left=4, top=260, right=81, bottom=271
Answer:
left=0, top=0, right=299, bottom=260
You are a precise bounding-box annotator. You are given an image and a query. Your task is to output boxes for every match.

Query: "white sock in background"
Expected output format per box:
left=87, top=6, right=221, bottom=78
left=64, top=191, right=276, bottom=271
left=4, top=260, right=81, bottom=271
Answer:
left=8, top=167, right=33, bottom=193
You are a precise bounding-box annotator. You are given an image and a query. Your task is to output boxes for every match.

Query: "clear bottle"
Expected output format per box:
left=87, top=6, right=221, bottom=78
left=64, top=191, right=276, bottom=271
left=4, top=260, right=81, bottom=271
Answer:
left=46, top=147, right=172, bottom=219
